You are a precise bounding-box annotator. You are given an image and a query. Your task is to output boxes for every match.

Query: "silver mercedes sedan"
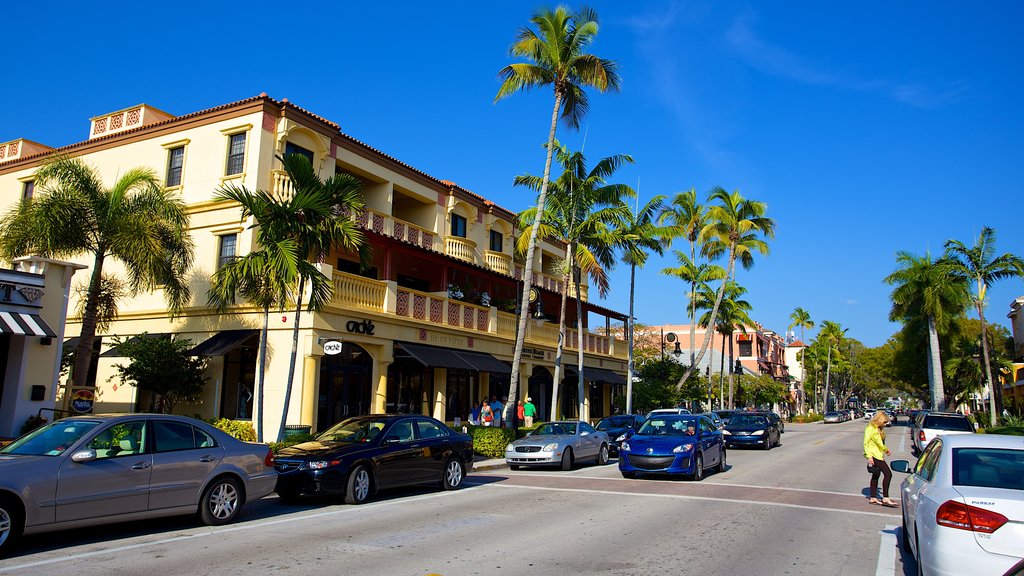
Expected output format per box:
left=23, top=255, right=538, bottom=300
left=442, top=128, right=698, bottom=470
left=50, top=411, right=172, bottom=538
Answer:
left=0, top=413, right=277, bottom=556
left=504, top=420, right=610, bottom=470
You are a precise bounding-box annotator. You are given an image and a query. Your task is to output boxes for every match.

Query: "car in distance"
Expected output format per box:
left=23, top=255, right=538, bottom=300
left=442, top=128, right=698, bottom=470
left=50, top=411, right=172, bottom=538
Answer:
left=699, top=412, right=724, bottom=431
left=595, top=414, right=646, bottom=456
left=723, top=411, right=781, bottom=449
left=645, top=408, right=691, bottom=419
left=892, top=434, right=1024, bottom=576
left=274, top=415, right=471, bottom=504
left=618, top=414, right=725, bottom=480
left=0, top=413, right=277, bottom=556
left=910, top=412, right=975, bottom=455
left=823, top=411, right=845, bottom=423
left=505, top=420, right=609, bottom=470
left=715, top=409, right=736, bottom=425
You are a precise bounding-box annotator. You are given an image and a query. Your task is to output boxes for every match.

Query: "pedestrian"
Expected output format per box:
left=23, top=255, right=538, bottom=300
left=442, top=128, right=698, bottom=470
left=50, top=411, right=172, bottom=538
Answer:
left=524, top=396, right=537, bottom=427
left=469, top=402, right=481, bottom=426
left=480, top=401, right=494, bottom=427
left=517, top=400, right=525, bottom=423
left=864, top=410, right=898, bottom=507
left=491, top=396, right=504, bottom=428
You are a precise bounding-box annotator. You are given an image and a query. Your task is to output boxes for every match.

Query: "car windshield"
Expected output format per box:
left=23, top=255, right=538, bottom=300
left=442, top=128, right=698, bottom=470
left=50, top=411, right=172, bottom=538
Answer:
left=715, top=411, right=733, bottom=419
left=728, top=414, right=767, bottom=427
left=316, top=418, right=390, bottom=443
left=596, top=417, right=633, bottom=430
left=0, top=420, right=101, bottom=456
left=952, top=448, right=1024, bottom=490
left=637, top=417, right=697, bottom=436
left=532, top=423, right=577, bottom=436
left=825, top=412, right=840, bottom=417
left=923, top=416, right=974, bottom=432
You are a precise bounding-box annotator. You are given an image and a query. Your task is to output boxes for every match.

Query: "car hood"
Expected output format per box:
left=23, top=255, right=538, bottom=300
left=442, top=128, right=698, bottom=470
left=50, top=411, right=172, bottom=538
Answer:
left=725, top=424, right=768, bottom=432
left=275, top=440, right=371, bottom=459
left=625, top=435, right=695, bottom=452
left=0, top=453, right=58, bottom=477
left=596, top=427, right=629, bottom=438
left=511, top=434, right=575, bottom=446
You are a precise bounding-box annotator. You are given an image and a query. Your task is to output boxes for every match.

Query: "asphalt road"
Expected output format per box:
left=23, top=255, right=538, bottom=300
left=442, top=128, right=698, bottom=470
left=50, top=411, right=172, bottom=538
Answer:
left=0, top=418, right=919, bottom=576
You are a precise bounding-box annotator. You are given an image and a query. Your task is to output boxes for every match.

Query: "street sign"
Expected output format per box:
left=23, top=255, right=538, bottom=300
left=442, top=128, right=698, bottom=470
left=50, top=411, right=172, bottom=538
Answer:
left=70, top=389, right=95, bottom=414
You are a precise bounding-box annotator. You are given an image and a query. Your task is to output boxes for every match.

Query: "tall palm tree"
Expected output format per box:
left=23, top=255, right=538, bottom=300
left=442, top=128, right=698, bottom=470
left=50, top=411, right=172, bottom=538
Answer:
left=818, top=320, right=847, bottom=412
left=515, top=145, right=632, bottom=420
left=496, top=6, right=620, bottom=423
left=944, top=227, right=1024, bottom=424
left=788, top=307, right=814, bottom=414
left=675, top=187, right=775, bottom=389
left=0, top=155, right=194, bottom=393
left=696, top=281, right=752, bottom=409
left=659, top=189, right=706, bottom=366
left=613, top=194, right=670, bottom=414
left=884, top=251, right=968, bottom=411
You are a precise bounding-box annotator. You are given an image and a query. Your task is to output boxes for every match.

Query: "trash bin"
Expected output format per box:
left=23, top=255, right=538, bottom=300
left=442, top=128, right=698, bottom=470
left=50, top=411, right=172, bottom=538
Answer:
left=282, top=424, right=312, bottom=438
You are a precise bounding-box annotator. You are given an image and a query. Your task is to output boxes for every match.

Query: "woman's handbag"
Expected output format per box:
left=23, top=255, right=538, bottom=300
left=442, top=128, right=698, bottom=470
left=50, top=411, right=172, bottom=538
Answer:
left=866, top=462, right=881, bottom=474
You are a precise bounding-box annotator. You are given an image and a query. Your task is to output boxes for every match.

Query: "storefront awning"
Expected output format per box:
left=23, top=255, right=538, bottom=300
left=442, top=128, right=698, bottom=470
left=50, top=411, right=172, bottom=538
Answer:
left=397, top=342, right=475, bottom=371
left=563, top=366, right=626, bottom=385
left=454, top=351, right=512, bottom=374
left=100, top=333, right=171, bottom=357
left=187, top=330, right=259, bottom=356
left=0, top=311, right=56, bottom=337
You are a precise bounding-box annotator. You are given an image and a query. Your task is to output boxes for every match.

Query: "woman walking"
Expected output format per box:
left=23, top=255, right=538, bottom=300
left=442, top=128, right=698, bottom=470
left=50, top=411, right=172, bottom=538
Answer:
left=864, top=411, right=898, bottom=507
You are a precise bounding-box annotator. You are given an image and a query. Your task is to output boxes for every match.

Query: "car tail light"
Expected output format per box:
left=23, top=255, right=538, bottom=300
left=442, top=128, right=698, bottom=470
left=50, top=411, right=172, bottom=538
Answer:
left=936, top=500, right=1007, bottom=533
left=264, top=447, right=275, bottom=467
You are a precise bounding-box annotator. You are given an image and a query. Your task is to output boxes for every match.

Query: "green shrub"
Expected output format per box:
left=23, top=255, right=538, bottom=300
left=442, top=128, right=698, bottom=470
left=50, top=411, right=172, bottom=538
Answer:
left=269, top=433, right=316, bottom=453
left=211, top=418, right=257, bottom=442
left=467, top=425, right=516, bottom=458
left=980, top=426, right=1024, bottom=436
left=19, top=414, right=48, bottom=436
left=792, top=413, right=824, bottom=423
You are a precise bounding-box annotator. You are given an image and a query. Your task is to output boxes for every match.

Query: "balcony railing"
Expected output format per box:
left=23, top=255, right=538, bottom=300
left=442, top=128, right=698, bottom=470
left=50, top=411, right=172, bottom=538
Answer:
left=271, top=169, right=295, bottom=201
left=484, top=250, right=512, bottom=275
left=395, top=287, right=490, bottom=332
left=537, top=272, right=564, bottom=294
left=445, top=236, right=476, bottom=263
left=331, top=272, right=387, bottom=312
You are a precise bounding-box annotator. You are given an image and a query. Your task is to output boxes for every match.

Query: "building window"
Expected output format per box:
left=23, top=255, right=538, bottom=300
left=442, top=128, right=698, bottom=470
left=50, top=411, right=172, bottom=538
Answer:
left=218, top=234, right=237, bottom=269
left=489, top=230, right=503, bottom=252
left=226, top=133, right=246, bottom=176
left=451, top=214, right=467, bottom=238
left=21, top=180, right=34, bottom=200
left=166, top=146, right=184, bottom=187
left=284, top=142, right=314, bottom=165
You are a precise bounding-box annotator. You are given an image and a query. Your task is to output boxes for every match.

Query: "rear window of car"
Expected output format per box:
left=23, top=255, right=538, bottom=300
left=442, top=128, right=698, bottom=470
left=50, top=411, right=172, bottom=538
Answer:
left=952, top=448, right=1024, bottom=490
left=923, top=415, right=973, bottom=432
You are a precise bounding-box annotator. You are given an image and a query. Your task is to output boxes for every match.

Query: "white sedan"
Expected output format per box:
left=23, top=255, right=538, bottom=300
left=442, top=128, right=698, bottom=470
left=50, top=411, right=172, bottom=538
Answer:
left=892, top=434, right=1024, bottom=576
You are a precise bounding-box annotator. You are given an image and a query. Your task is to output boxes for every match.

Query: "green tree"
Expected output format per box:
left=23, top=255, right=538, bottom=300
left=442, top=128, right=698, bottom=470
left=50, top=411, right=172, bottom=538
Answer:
left=659, top=189, right=707, bottom=367
left=788, top=307, right=814, bottom=414
left=817, top=320, right=848, bottom=412
left=109, top=334, right=208, bottom=414
left=496, top=5, right=620, bottom=423
left=695, top=281, right=752, bottom=409
left=0, top=155, right=194, bottom=392
left=944, top=227, right=1024, bottom=424
left=884, top=251, right=969, bottom=411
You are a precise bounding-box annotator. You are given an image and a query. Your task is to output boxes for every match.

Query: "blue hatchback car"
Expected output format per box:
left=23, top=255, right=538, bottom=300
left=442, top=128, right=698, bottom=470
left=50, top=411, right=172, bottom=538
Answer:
left=618, top=414, right=726, bottom=480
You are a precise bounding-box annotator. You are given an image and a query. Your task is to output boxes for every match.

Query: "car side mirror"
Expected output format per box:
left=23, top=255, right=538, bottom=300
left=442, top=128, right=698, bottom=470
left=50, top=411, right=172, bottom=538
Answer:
left=581, top=431, right=590, bottom=436
left=890, top=460, right=911, bottom=473
left=71, top=449, right=96, bottom=463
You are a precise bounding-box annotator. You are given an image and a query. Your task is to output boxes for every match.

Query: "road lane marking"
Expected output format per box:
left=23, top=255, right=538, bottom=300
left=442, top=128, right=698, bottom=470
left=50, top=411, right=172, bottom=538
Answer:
left=813, top=440, right=825, bottom=445
left=0, top=485, right=487, bottom=574
left=513, top=472, right=862, bottom=498
left=481, top=482, right=901, bottom=518
left=876, top=524, right=898, bottom=576
left=899, top=434, right=906, bottom=454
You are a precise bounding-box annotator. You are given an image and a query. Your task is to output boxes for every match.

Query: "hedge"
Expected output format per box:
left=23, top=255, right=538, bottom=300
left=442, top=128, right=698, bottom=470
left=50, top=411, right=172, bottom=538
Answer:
left=791, top=413, right=825, bottom=423
left=462, top=423, right=546, bottom=458
left=980, top=426, right=1024, bottom=436
left=211, top=418, right=257, bottom=442
left=269, top=433, right=316, bottom=453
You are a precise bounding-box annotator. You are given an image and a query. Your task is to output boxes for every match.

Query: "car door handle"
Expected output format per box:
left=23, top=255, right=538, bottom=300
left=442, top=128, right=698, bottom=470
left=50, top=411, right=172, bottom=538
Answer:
left=132, top=462, right=151, bottom=470
left=199, top=455, right=216, bottom=463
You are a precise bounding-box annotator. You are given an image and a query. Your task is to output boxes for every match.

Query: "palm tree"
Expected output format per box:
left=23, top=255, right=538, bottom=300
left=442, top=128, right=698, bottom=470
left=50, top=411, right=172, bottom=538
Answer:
left=788, top=307, right=814, bottom=414
left=944, top=227, right=1024, bottom=424
left=515, top=144, right=632, bottom=420
left=496, top=6, right=620, bottom=423
left=0, top=155, right=194, bottom=393
left=696, top=281, right=752, bottom=409
left=613, top=194, right=670, bottom=414
left=818, top=320, right=847, bottom=412
left=659, top=189, right=706, bottom=366
left=884, top=251, right=968, bottom=411
left=675, top=187, right=775, bottom=388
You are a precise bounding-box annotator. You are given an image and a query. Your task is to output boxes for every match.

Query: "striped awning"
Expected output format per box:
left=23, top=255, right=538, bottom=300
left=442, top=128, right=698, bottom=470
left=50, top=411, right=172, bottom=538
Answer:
left=0, top=311, right=57, bottom=337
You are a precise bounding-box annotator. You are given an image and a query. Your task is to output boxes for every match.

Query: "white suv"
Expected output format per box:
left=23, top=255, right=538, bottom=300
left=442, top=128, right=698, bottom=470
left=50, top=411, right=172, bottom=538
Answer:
left=911, top=412, right=975, bottom=454
left=645, top=408, right=691, bottom=419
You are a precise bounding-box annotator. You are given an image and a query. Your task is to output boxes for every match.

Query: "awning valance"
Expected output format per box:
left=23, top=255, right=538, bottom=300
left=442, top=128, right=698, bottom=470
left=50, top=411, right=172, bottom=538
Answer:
left=187, top=330, right=259, bottom=356
left=563, top=366, right=626, bottom=385
left=396, top=342, right=510, bottom=373
left=454, top=350, right=512, bottom=374
left=0, top=311, right=56, bottom=337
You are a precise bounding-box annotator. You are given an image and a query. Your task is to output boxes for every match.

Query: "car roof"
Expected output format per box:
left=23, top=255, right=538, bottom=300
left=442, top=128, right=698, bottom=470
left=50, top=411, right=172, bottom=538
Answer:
left=934, top=434, right=1021, bottom=449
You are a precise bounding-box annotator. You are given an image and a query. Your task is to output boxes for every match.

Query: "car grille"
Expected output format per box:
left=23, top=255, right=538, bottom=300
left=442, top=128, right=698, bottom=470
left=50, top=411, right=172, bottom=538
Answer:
left=274, top=459, right=304, bottom=473
left=515, top=446, right=542, bottom=453
left=629, top=455, right=677, bottom=470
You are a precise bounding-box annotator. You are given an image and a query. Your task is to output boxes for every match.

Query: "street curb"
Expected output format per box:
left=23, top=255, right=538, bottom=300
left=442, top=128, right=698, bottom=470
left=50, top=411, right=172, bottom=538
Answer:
left=472, top=461, right=508, bottom=472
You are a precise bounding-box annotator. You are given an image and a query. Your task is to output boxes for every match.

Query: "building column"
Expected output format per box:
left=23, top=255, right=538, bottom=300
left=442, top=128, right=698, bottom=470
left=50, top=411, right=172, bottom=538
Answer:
left=372, top=361, right=390, bottom=414
left=300, top=355, right=319, bottom=426
left=478, top=372, right=490, bottom=403
left=432, top=367, right=447, bottom=420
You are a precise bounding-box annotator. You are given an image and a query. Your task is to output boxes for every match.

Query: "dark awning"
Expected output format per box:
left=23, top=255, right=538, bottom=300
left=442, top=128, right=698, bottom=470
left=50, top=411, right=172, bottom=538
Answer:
left=454, top=350, right=512, bottom=374
left=100, top=333, right=171, bottom=357
left=396, top=342, right=475, bottom=371
left=0, top=311, right=57, bottom=337
left=62, top=337, right=80, bottom=353
left=587, top=368, right=627, bottom=385
left=187, top=330, right=259, bottom=356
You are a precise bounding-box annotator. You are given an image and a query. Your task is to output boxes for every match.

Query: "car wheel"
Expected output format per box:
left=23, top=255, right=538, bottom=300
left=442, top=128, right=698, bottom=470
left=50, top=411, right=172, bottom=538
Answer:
left=901, top=511, right=912, bottom=553
left=691, top=453, right=704, bottom=481
left=0, top=496, right=21, bottom=556
left=596, top=444, right=609, bottom=465
left=764, top=435, right=772, bottom=450
left=276, top=488, right=301, bottom=504
left=717, top=448, right=727, bottom=473
left=199, top=477, right=243, bottom=526
left=442, top=458, right=464, bottom=490
left=561, top=448, right=574, bottom=471
left=915, top=532, right=924, bottom=576
left=621, top=471, right=636, bottom=479
left=345, top=465, right=372, bottom=505
left=775, top=433, right=782, bottom=447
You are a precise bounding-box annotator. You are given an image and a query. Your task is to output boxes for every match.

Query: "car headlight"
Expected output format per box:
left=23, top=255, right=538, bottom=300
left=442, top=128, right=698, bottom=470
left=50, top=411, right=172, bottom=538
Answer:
left=753, top=429, right=765, bottom=436
left=722, top=430, right=731, bottom=435
left=615, top=434, right=627, bottom=442
left=542, top=443, right=559, bottom=451
left=672, top=443, right=694, bottom=453
left=620, top=441, right=631, bottom=452
left=308, top=460, right=341, bottom=470
left=505, top=444, right=515, bottom=452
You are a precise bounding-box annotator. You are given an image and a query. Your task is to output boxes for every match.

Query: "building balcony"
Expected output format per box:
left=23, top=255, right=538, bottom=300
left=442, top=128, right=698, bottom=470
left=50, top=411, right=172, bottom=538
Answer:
left=444, top=236, right=476, bottom=264
left=484, top=250, right=512, bottom=275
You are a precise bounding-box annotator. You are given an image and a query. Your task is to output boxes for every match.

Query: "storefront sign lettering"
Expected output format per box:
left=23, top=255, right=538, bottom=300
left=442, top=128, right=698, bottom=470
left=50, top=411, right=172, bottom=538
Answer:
left=70, top=388, right=95, bottom=414
left=427, top=333, right=466, bottom=347
left=346, top=319, right=375, bottom=335
left=522, top=347, right=546, bottom=360
left=323, top=341, right=343, bottom=355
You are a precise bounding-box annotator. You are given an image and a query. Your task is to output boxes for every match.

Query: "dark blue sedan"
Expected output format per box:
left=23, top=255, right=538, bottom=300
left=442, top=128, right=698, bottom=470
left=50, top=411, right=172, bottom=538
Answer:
left=618, top=415, right=726, bottom=480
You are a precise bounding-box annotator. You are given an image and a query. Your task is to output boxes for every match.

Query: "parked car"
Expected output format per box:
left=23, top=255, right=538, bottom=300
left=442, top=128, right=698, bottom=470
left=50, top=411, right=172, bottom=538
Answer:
left=274, top=414, right=472, bottom=504
left=714, top=409, right=736, bottom=425
left=645, top=408, right=691, bottom=419
left=0, top=413, right=277, bottom=556
left=723, top=411, right=781, bottom=449
left=618, top=414, right=725, bottom=480
left=595, top=414, right=646, bottom=456
left=892, top=434, right=1024, bottom=576
left=505, top=420, right=609, bottom=470
left=767, top=411, right=786, bottom=433
left=863, top=409, right=875, bottom=421
left=885, top=409, right=899, bottom=425
left=699, top=412, right=724, bottom=431
left=823, top=411, right=845, bottom=423
left=910, top=412, right=975, bottom=455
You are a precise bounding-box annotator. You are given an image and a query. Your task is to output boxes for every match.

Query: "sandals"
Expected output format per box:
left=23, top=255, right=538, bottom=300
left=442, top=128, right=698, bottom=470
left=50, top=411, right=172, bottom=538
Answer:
left=869, top=498, right=881, bottom=505
left=869, top=498, right=900, bottom=508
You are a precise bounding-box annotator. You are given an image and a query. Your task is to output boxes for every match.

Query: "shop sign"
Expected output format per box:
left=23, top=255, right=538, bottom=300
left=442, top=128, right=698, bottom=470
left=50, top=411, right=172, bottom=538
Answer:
left=70, top=389, right=95, bottom=414
left=522, top=347, right=546, bottom=360
left=346, top=319, right=375, bottom=335
left=323, top=340, right=344, bottom=355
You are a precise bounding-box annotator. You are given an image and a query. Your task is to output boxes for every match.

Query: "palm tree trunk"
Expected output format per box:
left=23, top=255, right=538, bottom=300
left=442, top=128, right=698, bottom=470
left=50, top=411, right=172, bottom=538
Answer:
left=689, top=235, right=697, bottom=367
left=255, top=305, right=271, bottom=442
left=509, top=92, right=564, bottom=428
left=728, top=333, right=736, bottom=409
left=718, top=332, right=726, bottom=409
left=977, top=302, right=999, bottom=426
left=277, top=275, right=306, bottom=443
left=627, top=262, right=636, bottom=414
left=551, top=246, right=572, bottom=421
left=676, top=248, right=737, bottom=389
left=927, top=315, right=945, bottom=411
left=575, top=265, right=586, bottom=421
left=72, top=254, right=106, bottom=391
left=824, top=346, right=833, bottom=413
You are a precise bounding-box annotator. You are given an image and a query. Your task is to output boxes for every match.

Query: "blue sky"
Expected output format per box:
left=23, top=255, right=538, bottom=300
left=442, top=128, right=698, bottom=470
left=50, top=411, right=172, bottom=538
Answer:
left=4, top=1, right=1023, bottom=347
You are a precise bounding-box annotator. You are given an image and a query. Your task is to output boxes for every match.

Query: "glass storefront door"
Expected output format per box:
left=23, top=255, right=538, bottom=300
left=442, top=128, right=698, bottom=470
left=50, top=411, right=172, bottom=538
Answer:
left=317, top=343, right=372, bottom=430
